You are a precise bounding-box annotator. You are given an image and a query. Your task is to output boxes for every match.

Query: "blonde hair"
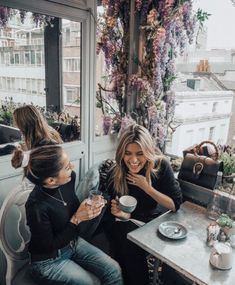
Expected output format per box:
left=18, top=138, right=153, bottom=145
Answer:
left=113, top=124, right=162, bottom=195
left=13, top=105, right=63, bottom=149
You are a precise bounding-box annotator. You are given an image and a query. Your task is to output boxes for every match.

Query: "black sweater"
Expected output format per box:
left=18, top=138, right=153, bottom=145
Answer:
left=101, top=158, right=182, bottom=223
left=25, top=171, right=80, bottom=255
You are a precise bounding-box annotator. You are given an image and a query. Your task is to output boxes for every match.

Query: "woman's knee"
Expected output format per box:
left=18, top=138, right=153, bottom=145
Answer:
left=105, top=258, right=123, bottom=282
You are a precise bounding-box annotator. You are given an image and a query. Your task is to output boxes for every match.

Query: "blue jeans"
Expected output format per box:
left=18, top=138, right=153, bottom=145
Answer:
left=30, top=237, right=123, bottom=285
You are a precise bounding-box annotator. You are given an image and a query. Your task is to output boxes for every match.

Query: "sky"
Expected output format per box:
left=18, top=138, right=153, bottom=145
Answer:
left=193, top=0, right=235, bottom=50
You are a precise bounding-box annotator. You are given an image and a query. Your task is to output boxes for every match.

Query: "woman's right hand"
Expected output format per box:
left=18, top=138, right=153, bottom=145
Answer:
left=111, top=199, right=130, bottom=220
left=70, top=199, right=104, bottom=225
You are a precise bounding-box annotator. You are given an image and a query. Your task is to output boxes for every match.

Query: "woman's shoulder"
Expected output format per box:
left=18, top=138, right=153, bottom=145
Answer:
left=25, top=186, right=44, bottom=211
left=99, top=159, right=115, bottom=182
left=154, top=156, right=170, bottom=169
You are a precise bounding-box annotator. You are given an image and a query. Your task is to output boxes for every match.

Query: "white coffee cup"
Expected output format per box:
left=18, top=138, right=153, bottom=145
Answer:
left=118, top=195, right=137, bottom=213
left=209, top=242, right=233, bottom=270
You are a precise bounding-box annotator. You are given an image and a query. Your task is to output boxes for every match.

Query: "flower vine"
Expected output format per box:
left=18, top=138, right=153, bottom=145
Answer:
left=97, top=0, right=202, bottom=150
left=0, top=6, right=54, bottom=28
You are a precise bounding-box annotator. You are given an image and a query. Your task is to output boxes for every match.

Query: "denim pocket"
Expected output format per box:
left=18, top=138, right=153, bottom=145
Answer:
left=31, top=257, right=56, bottom=277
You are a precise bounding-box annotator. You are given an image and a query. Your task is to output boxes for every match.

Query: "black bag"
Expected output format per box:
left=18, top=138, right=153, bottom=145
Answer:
left=178, top=153, right=223, bottom=189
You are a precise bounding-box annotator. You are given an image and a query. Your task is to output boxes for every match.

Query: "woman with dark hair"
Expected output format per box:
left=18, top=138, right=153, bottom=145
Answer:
left=96, top=124, right=183, bottom=285
left=13, top=105, right=63, bottom=149
left=11, top=145, right=123, bottom=285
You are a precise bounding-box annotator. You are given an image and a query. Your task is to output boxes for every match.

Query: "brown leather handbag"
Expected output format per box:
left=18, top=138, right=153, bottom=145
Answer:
left=178, top=141, right=223, bottom=190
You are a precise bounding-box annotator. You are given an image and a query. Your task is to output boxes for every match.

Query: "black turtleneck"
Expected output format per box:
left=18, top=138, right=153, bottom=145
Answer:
left=25, top=171, right=80, bottom=255
left=101, top=158, right=182, bottom=223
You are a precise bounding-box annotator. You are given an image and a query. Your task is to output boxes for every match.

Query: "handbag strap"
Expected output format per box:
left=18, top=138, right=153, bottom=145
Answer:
left=195, top=140, right=219, bottom=160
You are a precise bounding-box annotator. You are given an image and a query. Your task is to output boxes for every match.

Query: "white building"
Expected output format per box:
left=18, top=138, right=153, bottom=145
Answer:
left=176, top=47, right=235, bottom=148
left=166, top=74, right=234, bottom=157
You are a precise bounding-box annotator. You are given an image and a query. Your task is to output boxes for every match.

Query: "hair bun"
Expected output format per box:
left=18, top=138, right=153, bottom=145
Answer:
left=11, top=148, right=25, bottom=169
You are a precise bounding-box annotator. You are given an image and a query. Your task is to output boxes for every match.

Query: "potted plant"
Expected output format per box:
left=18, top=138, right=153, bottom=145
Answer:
left=219, top=152, right=235, bottom=182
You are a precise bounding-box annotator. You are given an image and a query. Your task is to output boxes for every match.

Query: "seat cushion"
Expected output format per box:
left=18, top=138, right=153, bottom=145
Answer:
left=12, top=264, right=37, bottom=285
left=12, top=263, right=101, bottom=285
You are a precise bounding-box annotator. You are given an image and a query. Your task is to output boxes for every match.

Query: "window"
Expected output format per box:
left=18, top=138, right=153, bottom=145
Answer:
left=14, top=53, right=20, bottom=65
left=198, top=128, right=205, bottom=141
left=209, top=127, right=215, bottom=140
left=36, top=51, right=42, bottom=65
left=64, top=58, right=80, bottom=72
left=212, top=102, right=218, bottom=113
left=164, top=0, right=235, bottom=158
left=31, top=50, right=35, bottom=64
left=25, top=52, right=30, bottom=65
left=0, top=8, right=86, bottom=146
left=65, top=86, right=80, bottom=104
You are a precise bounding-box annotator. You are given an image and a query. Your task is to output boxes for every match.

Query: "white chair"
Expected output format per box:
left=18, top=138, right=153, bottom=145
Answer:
left=0, top=183, right=36, bottom=285
left=0, top=182, right=100, bottom=285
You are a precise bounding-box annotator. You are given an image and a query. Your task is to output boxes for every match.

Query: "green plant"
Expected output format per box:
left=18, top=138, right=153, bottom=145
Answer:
left=219, top=153, right=235, bottom=176
left=0, top=98, right=18, bottom=126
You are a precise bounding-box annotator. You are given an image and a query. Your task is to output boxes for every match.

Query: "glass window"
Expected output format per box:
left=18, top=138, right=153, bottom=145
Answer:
left=31, top=50, right=35, bottom=64
left=25, top=52, right=30, bottom=65
left=165, top=0, right=235, bottom=159
left=14, top=53, right=20, bottom=64
left=0, top=8, right=82, bottom=144
left=212, top=102, right=218, bottom=112
left=0, top=9, right=83, bottom=145
left=62, top=19, right=81, bottom=130
left=209, top=127, right=215, bottom=140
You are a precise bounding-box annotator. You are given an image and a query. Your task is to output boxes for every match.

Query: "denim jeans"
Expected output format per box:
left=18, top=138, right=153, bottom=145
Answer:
left=30, top=237, right=123, bottom=285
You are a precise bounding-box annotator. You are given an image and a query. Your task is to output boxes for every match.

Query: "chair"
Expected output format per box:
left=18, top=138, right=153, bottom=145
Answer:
left=0, top=182, right=100, bottom=285
left=0, top=182, right=36, bottom=285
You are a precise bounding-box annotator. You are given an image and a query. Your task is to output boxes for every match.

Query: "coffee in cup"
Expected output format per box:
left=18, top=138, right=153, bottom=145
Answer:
left=118, top=195, right=137, bottom=213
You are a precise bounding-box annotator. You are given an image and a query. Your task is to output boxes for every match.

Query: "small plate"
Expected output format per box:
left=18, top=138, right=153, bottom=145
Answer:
left=158, top=221, right=187, bottom=240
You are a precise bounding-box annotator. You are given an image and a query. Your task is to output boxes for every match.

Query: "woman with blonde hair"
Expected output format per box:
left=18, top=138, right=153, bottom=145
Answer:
left=96, top=124, right=182, bottom=285
left=13, top=105, right=63, bottom=149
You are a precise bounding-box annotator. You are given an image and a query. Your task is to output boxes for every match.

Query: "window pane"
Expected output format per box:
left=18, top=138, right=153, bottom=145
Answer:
left=166, top=0, right=235, bottom=157
left=0, top=12, right=45, bottom=108
left=0, top=10, right=46, bottom=145
left=61, top=19, right=81, bottom=141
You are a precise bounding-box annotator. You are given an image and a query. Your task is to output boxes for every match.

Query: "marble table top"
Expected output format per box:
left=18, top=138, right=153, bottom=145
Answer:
left=127, top=201, right=235, bottom=285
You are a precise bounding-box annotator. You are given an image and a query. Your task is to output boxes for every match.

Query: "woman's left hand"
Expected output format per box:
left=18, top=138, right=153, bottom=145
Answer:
left=126, top=173, right=149, bottom=192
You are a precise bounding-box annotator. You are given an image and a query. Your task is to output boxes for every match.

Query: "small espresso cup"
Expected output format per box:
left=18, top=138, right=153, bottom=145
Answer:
left=118, top=195, right=137, bottom=213
left=87, top=190, right=106, bottom=207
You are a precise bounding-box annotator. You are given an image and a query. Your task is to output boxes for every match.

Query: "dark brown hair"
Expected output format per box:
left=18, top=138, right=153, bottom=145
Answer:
left=13, top=105, right=63, bottom=149
left=11, top=145, right=64, bottom=185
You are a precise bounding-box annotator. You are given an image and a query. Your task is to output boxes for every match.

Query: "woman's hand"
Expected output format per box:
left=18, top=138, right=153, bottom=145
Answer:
left=127, top=173, right=176, bottom=211
left=70, top=199, right=104, bottom=225
left=126, top=173, right=149, bottom=192
left=110, top=199, right=130, bottom=220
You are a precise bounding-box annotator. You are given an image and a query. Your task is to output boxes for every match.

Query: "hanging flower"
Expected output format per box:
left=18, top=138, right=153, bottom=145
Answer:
left=0, top=5, right=54, bottom=28
left=97, top=0, right=204, bottom=150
